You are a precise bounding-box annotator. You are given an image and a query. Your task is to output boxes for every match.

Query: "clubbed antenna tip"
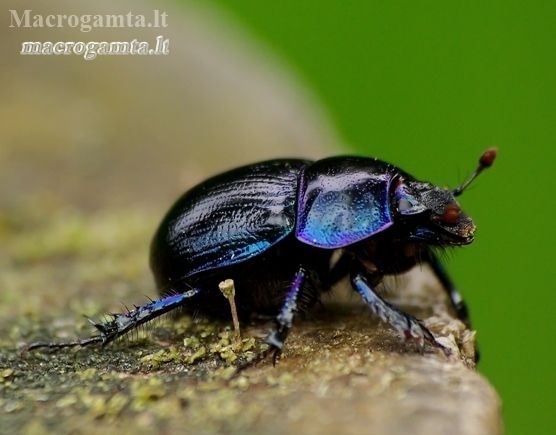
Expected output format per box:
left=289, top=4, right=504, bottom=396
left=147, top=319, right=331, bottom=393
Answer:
left=453, top=147, right=497, bottom=197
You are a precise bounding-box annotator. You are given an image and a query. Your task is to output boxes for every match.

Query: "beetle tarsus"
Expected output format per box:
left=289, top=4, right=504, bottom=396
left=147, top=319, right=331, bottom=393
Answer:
left=263, top=333, right=284, bottom=366
left=25, top=335, right=104, bottom=352
left=264, top=329, right=284, bottom=350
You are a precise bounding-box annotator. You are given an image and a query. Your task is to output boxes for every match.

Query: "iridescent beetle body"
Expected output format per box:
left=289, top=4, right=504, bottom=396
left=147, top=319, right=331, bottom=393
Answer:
left=28, top=150, right=496, bottom=361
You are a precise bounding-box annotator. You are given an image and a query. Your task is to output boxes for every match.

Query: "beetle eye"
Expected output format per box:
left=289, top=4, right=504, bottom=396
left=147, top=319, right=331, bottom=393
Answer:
left=440, top=204, right=461, bottom=225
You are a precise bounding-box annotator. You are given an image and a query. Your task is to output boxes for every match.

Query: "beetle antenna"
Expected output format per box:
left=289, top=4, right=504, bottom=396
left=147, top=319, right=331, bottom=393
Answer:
left=452, top=148, right=497, bottom=197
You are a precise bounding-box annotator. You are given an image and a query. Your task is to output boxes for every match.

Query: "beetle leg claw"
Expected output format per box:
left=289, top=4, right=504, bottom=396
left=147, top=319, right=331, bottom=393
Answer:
left=271, top=347, right=282, bottom=366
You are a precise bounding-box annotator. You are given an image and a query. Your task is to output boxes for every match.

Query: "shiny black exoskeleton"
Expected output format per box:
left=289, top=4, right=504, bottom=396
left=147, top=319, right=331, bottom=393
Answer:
left=28, top=149, right=496, bottom=359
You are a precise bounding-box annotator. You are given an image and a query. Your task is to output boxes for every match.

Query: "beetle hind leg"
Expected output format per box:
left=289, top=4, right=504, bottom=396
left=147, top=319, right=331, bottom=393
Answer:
left=26, top=289, right=200, bottom=351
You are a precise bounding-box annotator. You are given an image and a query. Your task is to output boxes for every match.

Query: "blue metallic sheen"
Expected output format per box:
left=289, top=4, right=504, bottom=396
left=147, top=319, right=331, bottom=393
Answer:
left=295, top=157, right=396, bottom=248
left=150, top=160, right=307, bottom=289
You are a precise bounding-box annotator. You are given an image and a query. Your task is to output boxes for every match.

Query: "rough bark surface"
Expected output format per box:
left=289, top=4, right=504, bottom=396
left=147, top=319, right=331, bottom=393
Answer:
left=0, top=1, right=502, bottom=434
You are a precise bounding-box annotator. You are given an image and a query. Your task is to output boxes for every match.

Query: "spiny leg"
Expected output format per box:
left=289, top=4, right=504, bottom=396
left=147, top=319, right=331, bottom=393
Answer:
left=424, top=250, right=480, bottom=361
left=350, top=270, right=448, bottom=354
left=26, top=289, right=200, bottom=351
left=425, top=250, right=470, bottom=326
left=264, top=266, right=307, bottom=363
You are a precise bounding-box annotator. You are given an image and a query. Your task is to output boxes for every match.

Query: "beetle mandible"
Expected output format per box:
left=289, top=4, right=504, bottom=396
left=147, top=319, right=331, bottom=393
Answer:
left=28, top=149, right=497, bottom=360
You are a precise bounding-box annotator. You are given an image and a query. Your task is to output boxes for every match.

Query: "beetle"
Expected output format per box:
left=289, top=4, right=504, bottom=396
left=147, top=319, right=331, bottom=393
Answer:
left=28, top=149, right=496, bottom=360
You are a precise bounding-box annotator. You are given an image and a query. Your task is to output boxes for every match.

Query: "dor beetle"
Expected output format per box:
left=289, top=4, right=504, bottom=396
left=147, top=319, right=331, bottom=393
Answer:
left=28, top=149, right=496, bottom=360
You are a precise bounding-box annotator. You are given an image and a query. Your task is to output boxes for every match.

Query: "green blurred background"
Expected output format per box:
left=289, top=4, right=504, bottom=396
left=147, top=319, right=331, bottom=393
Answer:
left=205, top=1, right=555, bottom=433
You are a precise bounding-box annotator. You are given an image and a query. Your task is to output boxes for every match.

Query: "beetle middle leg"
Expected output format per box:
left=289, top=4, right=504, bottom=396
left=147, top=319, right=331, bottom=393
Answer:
left=423, top=250, right=471, bottom=326
left=350, top=268, right=448, bottom=354
left=264, top=266, right=309, bottom=363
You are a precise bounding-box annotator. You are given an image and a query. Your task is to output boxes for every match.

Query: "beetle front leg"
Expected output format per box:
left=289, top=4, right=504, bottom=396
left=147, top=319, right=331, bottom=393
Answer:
left=265, top=266, right=307, bottom=360
left=424, top=250, right=471, bottom=327
left=424, top=250, right=480, bottom=361
left=350, top=270, right=447, bottom=354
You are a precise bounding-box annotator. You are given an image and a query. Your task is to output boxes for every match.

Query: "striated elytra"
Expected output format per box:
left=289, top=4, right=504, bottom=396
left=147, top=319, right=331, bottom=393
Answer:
left=28, top=149, right=497, bottom=362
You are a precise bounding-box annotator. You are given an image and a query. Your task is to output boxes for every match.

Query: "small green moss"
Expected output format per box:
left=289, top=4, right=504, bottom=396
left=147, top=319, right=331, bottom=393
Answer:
left=183, top=336, right=200, bottom=348
left=187, top=346, right=207, bottom=364
left=239, top=337, right=256, bottom=352
left=229, top=375, right=250, bottom=390
left=76, top=367, right=98, bottom=381
left=266, top=372, right=294, bottom=387
left=55, top=394, right=78, bottom=408
left=210, top=366, right=237, bottom=381
left=82, top=395, right=107, bottom=419
left=140, top=347, right=181, bottom=370
left=3, top=400, right=24, bottom=413
left=106, top=392, right=129, bottom=418
left=131, top=377, right=167, bottom=409
left=1, top=368, right=14, bottom=380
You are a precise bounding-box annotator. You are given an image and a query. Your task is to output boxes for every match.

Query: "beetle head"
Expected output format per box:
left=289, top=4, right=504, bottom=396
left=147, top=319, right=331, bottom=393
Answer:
left=394, top=148, right=497, bottom=246
left=395, top=181, right=474, bottom=245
